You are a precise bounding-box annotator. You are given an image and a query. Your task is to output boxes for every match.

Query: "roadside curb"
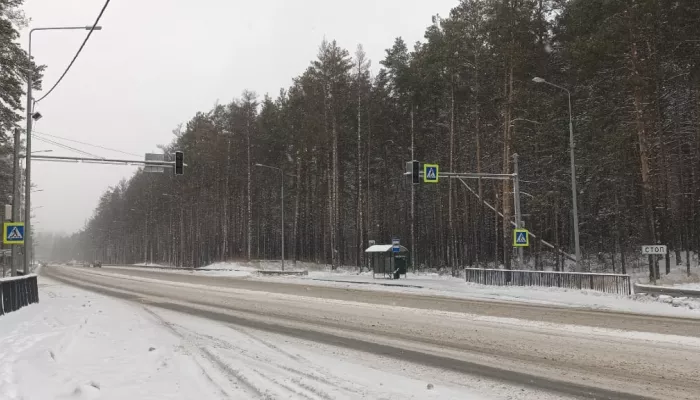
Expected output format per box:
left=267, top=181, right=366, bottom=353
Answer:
left=309, top=278, right=424, bottom=289
left=103, top=264, right=308, bottom=275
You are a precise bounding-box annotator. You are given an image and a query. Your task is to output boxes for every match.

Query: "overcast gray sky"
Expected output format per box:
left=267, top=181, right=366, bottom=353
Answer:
left=22, top=0, right=457, bottom=234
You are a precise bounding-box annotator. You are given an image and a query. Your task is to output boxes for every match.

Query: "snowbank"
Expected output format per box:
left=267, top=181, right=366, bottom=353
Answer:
left=628, top=253, right=699, bottom=285
left=205, top=260, right=315, bottom=272
left=133, top=262, right=168, bottom=267
left=674, top=283, right=700, bottom=290
left=200, top=261, right=255, bottom=271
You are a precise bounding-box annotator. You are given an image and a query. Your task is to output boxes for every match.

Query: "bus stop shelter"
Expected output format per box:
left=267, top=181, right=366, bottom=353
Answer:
left=365, top=244, right=410, bottom=279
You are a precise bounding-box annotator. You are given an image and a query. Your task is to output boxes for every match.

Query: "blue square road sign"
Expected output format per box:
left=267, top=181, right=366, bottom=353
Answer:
left=423, top=164, right=439, bottom=183
left=513, top=229, right=529, bottom=247
left=3, top=222, right=25, bottom=245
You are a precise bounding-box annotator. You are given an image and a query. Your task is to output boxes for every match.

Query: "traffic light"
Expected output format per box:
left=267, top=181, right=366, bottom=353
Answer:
left=405, top=160, right=423, bottom=184
left=174, top=151, right=184, bottom=175
left=411, top=160, right=420, bottom=184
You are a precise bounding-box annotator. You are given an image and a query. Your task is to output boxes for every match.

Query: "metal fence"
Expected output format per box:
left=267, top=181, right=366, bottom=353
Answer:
left=0, top=274, right=40, bottom=316
left=464, top=268, right=631, bottom=295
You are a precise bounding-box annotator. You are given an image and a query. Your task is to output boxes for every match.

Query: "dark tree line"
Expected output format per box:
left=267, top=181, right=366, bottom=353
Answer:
left=59, top=0, right=700, bottom=275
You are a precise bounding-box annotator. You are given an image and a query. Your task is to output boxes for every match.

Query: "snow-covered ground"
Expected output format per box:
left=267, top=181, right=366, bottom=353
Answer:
left=0, top=277, right=564, bottom=400
left=133, top=262, right=168, bottom=267
left=275, top=270, right=700, bottom=316
left=0, top=280, right=228, bottom=400
left=204, top=260, right=314, bottom=273
left=627, top=253, right=700, bottom=285
left=674, top=283, right=700, bottom=290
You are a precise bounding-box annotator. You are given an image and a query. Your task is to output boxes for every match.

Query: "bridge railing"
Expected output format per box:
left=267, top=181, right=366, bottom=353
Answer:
left=464, top=268, right=631, bottom=295
left=0, top=274, right=40, bottom=316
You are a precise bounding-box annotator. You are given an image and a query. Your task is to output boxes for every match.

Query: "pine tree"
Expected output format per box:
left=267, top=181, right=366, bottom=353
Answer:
left=71, top=0, right=700, bottom=276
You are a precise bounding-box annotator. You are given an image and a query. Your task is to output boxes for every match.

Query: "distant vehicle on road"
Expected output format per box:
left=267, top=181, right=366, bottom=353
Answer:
left=93, top=261, right=102, bottom=268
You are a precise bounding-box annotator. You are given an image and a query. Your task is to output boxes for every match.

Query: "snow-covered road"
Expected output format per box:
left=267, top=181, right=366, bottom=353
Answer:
left=1, top=276, right=557, bottom=400
left=104, top=262, right=700, bottom=317
left=13, top=265, right=700, bottom=399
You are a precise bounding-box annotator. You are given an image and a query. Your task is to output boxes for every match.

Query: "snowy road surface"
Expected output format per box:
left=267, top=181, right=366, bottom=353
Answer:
left=103, top=263, right=700, bottom=317
left=2, top=280, right=512, bottom=400
left=36, top=265, right=700, bottom=399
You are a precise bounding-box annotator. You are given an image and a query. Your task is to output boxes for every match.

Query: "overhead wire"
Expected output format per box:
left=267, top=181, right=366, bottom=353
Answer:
left=33, top=136, right=100, bottom=158
left=35, top=0, right=112, bottom=103
left=33, top=131, right=141, bottom=157
left=33, top=136, right=104, bottom=159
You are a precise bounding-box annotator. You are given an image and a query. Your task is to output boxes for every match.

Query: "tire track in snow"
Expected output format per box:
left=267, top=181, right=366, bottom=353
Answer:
left=172, top=344, right=230, bottom=399
left=170, top=323, right=329, bottom=399
left=203, top=323, right=361, bottom=399
left=145, top=309, right=348, bottom=400
left=141, top=307, right=263, bottom=399
left=197, top=347, right=268, bottom=399
left=231, top=324, right=367, bottom=396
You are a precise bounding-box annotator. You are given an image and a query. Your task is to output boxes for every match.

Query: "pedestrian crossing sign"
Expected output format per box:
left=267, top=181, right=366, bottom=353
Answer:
left=3, top=222, right=25, bottom=245
left=423, top=164, right=439, bottom=183
left=513, top=229, right=529, bottom=247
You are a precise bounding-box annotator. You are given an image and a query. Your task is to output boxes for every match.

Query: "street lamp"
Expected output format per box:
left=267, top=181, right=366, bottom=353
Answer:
left=532, top=76, right=581, bottom=270
left=23, top=26, right=102, bottom=275
left=254, top=163, right=295, bottom=271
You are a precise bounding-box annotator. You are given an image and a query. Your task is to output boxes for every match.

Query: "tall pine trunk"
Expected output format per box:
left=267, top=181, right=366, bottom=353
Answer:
left=410, top=106, right=416, bottom=271
left=247, top=118, right=252, bottom=261
left=448, top=77, right=456, bottom=274
left=630, top=34, right=657, bottom=281
left=356, top=56, right=364, bottom=270
left=502, top=62, right=514, bottom=269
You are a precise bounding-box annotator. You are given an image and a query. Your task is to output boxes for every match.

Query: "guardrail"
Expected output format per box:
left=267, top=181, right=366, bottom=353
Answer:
left=464, top=268, right=631, bottom=295
left=633, top=283, right=700, bottom=299
left=0, top=274, right=40, bottom=316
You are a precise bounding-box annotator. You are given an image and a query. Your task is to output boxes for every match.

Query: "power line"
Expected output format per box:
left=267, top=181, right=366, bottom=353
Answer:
left=35, top=0, right=112, bottom=103
left=34, top=136, right=100, bottom=158
left=33, top=131, right=141, bottom=157
left=33, top=136, right=103, bottom=159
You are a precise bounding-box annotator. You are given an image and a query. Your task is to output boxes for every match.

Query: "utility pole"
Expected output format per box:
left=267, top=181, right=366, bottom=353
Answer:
left=567, top=93, right=581, bottom=270
left=24, top=58, right=33, bottom=274
left=254, top=163, right=294, bottom=271
left=532, top=77, right=581, bottom=270
left=513, top=153, right=523, bottom=268
left=11, top=128, right=21, bottom=277
left=25, top=25, right=103, bottom=274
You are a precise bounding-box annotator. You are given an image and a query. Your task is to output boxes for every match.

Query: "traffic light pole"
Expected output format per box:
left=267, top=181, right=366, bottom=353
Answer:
left=30, top=154, right=184, bottom=168
left=10, top=128, right=21, bottom=277
left=513, top=154, right=523, bottom=268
